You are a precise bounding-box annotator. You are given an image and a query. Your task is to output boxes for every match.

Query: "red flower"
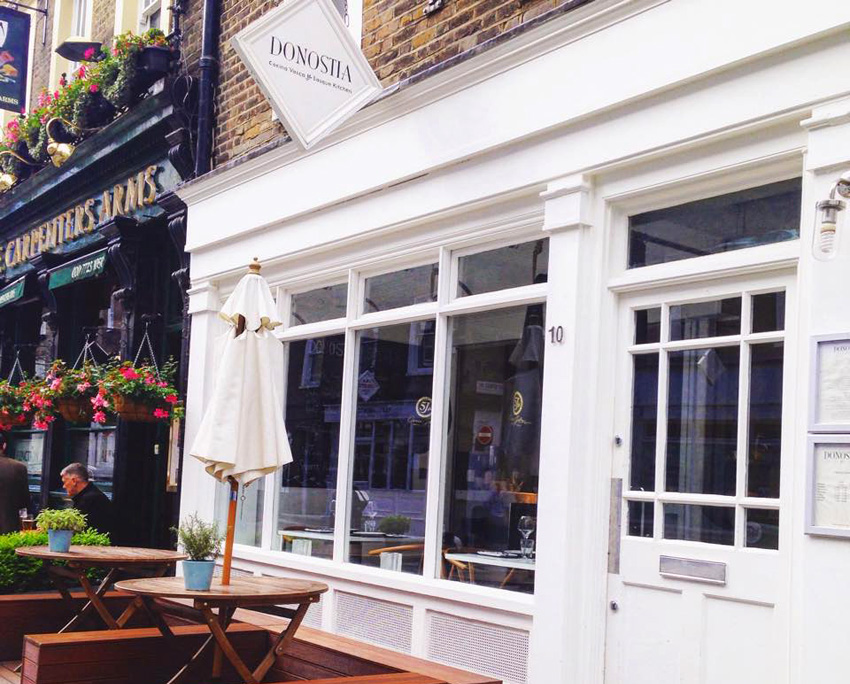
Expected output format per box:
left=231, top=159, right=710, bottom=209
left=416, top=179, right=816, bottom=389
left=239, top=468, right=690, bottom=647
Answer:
left=165, top=394, right=178, bottom=404
left=120, top=367, right=140, bottom=380
left=93, top=410, right=106, bottom=424
left=153, top=408, right=169, bottom=419
left=89, top=83, right=98, bottom=93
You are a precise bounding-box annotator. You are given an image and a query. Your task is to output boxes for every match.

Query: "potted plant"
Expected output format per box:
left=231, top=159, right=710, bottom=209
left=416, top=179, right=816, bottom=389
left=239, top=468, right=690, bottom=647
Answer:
left=36, top=508, right=88, bottom=553
left=377, top=514, right=412, bottom=536
left=174, top=514, right=222, bottom=591
left=0, top=380, right=30, bottom=429
left=101, top=358, right=184, bottom=423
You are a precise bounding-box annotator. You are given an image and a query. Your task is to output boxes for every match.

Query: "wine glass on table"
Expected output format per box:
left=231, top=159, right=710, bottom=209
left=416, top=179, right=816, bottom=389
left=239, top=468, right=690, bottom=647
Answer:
left=518, top=515, right=536, bottom=558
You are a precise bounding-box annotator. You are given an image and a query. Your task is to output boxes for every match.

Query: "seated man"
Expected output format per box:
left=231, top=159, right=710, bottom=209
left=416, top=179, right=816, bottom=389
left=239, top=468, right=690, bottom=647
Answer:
left=60, top=463, right=112, bottom=537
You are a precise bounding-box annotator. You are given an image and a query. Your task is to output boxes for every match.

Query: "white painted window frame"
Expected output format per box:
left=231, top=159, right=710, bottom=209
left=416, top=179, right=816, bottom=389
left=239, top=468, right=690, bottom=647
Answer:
left=241, top=231, right=549, bottom=597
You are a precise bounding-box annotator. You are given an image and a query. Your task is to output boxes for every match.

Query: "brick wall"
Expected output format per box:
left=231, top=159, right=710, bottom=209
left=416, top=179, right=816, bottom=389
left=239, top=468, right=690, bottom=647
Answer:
left=28, top=4, right=54, bottom=110
left=91, top=0, right=116, bottom=45
left=183, top=0, right=573, bottom=168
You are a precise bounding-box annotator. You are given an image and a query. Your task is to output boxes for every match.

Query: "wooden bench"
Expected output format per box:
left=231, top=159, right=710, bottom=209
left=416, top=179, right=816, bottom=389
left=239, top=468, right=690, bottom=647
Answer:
left=0, top=592, right=136, bottom=660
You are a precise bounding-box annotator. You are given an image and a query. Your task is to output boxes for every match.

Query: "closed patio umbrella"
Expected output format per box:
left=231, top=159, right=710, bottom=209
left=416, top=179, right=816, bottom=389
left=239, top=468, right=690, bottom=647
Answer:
left=190, top=258, right=292, bottom=584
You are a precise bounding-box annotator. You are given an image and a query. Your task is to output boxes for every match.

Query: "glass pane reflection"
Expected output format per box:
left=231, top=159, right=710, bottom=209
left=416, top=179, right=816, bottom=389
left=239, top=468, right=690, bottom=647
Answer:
left=443, top=304, right=544, bottom=594
left=290, top=284, right=348, bottom=326
left=669, top=298, right=741, bottom=341
left=278, top=335, right=345, bottom=558
left=630, top=353, right=658, bottom=491
left=748, top=343, right=783, bottom=498
left=666, top=347, right=739, bottom=495
left=664, top=504, right=734, bottom=545
left=458, top=239, right=548, bottom=297
left=627, top=500, right=654, bottom=538
left=364, top=265, right=437, bottom=312
left=746, top=508, right=779, bottom=549
left=348, top=323, right=433, bottom=574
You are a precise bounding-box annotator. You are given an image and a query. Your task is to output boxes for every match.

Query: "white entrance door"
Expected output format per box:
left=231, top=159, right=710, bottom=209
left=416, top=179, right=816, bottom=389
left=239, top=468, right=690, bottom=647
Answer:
left=605, top=273, right=794, bottom=684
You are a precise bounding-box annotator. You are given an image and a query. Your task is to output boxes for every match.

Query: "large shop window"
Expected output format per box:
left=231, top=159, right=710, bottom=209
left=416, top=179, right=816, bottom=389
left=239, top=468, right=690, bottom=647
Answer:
left=224, top=237, right=547, bottom=594
left=627, top=179, right=802, bottom=269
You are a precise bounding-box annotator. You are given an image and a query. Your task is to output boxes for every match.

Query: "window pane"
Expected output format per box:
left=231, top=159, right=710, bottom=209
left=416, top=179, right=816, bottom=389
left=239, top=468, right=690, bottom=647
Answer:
left=443, top=304, right=544, bottom=594
left=364, top=264, right=437, bottom=312
left=635, top=308, right=660, bottom=344
left=9, top=431, right=45, bottom=512
left=752, top=292, right=785, bottom=333
left=630, top=353, right=658, bottom=491
left=277, top=335, right=345, bottom=559
left=457, top=239, right=548, bottom=297
left=748, top=343, right=783, bottom=498
left=216, top=479, right=264, bottom=547
left=348, top=323, right=433, bottom=574
left=663, top=504, right=734, bottom=545
left=746, top=509, right=779, bottom=549
left=627, top=501, right=654, bottom=538
left=666, top=347, right=739, bottom=495
left=669, top=298, right=741, bottom=341
left=628, top=178, right=802, bottom=269
left=290, top=284, right=347, bottom=326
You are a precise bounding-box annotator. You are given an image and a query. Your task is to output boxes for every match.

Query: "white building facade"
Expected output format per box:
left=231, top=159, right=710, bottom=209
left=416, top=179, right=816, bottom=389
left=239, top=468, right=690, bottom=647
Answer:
left=176, top=1, right=850, bottom=681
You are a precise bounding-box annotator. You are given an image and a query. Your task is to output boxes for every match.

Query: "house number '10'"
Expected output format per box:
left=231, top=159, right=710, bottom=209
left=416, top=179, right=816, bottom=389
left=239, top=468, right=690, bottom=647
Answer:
left=548, top=326, right=564, bottom=344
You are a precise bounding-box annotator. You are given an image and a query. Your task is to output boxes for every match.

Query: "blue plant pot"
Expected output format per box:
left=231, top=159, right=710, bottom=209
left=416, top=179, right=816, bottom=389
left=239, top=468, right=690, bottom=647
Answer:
left=183, top=560, right=215, bottom=591
left=47, top=529, right=73, bottom=553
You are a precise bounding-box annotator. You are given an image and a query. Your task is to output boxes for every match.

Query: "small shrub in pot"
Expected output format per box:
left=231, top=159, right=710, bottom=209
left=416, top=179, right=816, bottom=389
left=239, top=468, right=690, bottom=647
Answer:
left=36, top=508, right=88, bottom=553
left=174, top=514, right=223, bottom=591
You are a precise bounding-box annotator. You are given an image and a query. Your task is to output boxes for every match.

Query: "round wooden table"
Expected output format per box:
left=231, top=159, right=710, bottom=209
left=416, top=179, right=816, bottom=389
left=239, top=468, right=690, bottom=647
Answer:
left=115, top=576, right=328, bottom=684
left=16, top=546, right=187, bottom=632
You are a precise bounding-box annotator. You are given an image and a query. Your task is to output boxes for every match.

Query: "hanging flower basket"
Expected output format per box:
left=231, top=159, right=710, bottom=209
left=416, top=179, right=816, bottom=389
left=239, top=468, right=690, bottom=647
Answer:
left=56, top=397, right=94, bottom=424
left=113, top=395, right=160, bottom=423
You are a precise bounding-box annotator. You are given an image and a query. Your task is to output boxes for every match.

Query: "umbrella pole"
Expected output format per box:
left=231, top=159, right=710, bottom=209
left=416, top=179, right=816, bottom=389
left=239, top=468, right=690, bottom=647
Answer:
left=222, top=477, right=238, bottom=585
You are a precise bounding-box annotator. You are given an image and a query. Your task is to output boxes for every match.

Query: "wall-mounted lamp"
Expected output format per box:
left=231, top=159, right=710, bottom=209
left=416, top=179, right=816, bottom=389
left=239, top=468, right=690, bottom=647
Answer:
left=55, top=37, right=103, bottom=62
left=814, top=170, right=850, bottom=261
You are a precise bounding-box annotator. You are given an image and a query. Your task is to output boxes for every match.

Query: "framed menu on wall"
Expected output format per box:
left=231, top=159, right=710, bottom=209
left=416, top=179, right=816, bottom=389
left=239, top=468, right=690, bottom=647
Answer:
left=810, top=334, right=850, bottom=433
left=806, top=435, right=850, bottom=538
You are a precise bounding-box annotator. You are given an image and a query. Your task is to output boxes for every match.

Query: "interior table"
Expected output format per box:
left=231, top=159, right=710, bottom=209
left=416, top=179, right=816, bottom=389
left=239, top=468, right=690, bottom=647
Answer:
left=15, top=545, right=187, bottom=633
left=444, top=551, right=535, bottom=588
left=115, top=575, right=328, bottom=684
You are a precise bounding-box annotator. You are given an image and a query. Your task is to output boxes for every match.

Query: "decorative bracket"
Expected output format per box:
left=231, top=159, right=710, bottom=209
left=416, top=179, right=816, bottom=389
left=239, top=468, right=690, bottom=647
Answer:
left=157, top=191, right=190, bottom=293
left=100, top=216, right=140, bottom=307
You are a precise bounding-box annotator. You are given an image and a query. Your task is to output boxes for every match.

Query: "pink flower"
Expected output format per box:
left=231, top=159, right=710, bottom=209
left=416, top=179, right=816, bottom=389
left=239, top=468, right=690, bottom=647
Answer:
left=50, top=378, right=62, bottom=390
left=145, top=376, right=155, bottom=385
left=33, top=420, right=47, bottom=430
left=76, top=381, right=91, bottom=392
left=120, top=367, right=140, bottom=380
left=93, top=410, right=106, bottom=424
left=89, top=83, right=98, bottom=93
left=157, top=381, right=167, bottom=388
left=77, top=66, right=86, bottom=78
left=84, top=47, right=95, bottom=60
left=91, top=393, right=109, bottom=408
left=54, top=90, right=59, bottom=99
left=165, top=394, right=178, bottom=404
left=153, top=408, right=169, bottom=419
left=22, top=402, right=30, bottom=412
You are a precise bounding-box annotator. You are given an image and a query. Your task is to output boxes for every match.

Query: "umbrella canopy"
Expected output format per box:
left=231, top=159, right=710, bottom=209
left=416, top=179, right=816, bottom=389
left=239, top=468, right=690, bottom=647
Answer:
left=190, top=261, right=293, bottom=486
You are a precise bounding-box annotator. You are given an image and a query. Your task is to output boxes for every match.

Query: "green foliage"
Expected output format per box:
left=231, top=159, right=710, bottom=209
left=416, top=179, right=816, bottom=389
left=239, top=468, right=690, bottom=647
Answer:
left=36, top=508, right=88, bottom=532
left=173, top=515, right=223, bottom=561
left=378, top=515, right=411, bottom=535
left=0, top=528, right=110, bottom=594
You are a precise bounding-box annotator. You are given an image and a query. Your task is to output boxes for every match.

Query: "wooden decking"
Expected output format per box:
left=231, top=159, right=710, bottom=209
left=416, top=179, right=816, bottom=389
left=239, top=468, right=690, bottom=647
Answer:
left=0, top=661, right=20, bottom=684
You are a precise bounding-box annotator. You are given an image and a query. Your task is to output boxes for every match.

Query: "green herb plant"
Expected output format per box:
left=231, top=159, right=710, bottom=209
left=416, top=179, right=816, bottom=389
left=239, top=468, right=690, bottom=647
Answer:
left=173, top=515, right=223, bottom=561
left=36, top=508, right=88, bottom=532
left=377, top=514, right=411, bottom=535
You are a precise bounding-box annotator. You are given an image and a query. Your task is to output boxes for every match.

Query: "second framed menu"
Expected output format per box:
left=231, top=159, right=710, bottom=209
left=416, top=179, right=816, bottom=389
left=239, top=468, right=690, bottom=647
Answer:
left=807, top=435, right=850, bottom=538
left=810, top=334, right=850, bottom=433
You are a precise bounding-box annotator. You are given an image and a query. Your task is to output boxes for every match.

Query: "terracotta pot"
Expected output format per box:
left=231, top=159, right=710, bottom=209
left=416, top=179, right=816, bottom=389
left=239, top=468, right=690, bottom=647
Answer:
left=56, top=397, right=93, bottom=424
left=113, top=395, right=158, bottom=423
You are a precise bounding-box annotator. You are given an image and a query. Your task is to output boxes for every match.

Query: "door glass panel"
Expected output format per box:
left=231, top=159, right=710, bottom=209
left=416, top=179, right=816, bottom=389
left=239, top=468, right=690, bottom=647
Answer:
left=627, top=501, right=654, bottom=538
left=666, top=347, right=739, bottom=495
left=748, top=342, right=783, bottom=498
left=746, top=509, right=779, bottom=549
left=277, top=335, right=345, bottom=558
left=457, top=239, right=549, bottom=297
left=634, top=308, right=661, bottom=344
left=290, top=284, right=348, bottom=326
left=364, top=264, right=437, bottom=312
left=663, top=504, right=734, bottom=545
left=348, top=323, right=433, bottom=574
left=630, top=353, right=658, bottom=491
left=669, top=298, right=741, bottom=341
left=751, top=292, right=785, bottom=333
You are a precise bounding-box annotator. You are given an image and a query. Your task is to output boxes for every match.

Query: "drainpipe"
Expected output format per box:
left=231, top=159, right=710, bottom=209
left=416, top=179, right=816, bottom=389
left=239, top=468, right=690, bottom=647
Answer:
left=195, top=0, right=220, bottom=177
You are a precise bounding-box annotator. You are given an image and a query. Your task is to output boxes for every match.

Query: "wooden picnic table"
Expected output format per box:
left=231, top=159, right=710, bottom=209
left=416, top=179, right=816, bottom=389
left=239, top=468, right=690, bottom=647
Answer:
left=15, top=546, right=186, bottom=633
left=115, top=575, right=328, bottom=684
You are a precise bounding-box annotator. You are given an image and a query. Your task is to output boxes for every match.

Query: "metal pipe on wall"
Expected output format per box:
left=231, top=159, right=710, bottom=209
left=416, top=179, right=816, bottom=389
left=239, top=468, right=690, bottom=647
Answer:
left=195, top=0, right=220, bottom=177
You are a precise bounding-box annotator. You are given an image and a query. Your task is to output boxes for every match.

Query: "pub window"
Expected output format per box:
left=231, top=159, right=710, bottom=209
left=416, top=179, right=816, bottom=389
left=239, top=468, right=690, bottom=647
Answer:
left=627, top=178, right=802, bottom=269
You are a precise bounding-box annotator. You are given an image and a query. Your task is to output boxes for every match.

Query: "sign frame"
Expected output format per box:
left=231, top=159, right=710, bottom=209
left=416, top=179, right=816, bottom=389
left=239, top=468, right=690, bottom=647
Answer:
left=231, top=0, right=382, bottom=149
left=806, top=434, right=850, bottom=538
left=810, top=333, right=850, bottom=433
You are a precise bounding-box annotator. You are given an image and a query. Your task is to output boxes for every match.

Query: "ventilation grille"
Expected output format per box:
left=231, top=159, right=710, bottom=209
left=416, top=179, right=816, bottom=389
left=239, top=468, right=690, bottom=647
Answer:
left=426, top=612, right=529, bottom=684
left=334, top=592, right=413, bottom=653
left=303, top=596, right=323, bottom=629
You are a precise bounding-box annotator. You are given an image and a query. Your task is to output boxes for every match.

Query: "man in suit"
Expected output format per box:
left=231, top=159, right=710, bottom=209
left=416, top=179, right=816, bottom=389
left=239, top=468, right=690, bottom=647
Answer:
left=60, top=463, right=112, bottom=537
left=0, top=432, right=30, bottom=535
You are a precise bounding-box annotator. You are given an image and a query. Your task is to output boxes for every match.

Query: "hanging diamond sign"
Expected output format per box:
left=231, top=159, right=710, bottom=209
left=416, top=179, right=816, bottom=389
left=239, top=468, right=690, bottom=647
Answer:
left=232, top=0, right=382, bottom=149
